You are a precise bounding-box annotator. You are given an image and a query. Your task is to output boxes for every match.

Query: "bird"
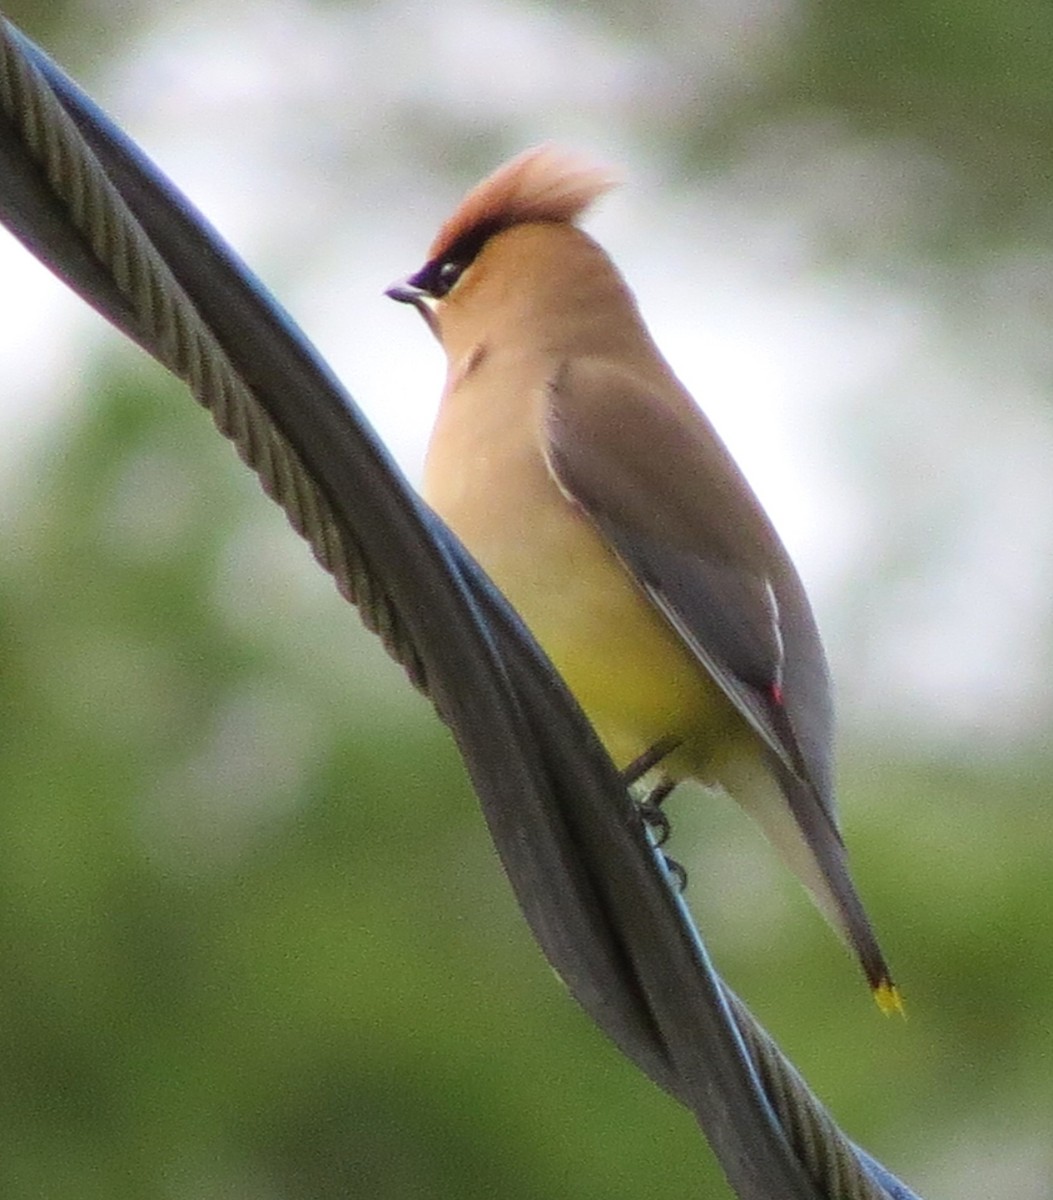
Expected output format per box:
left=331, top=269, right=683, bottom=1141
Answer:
left=386, top=145, right=900, bottom=1014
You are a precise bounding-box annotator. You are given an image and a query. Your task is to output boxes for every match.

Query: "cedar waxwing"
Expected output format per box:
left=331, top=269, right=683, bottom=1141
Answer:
left=387, top=146, right=900, bottom=1014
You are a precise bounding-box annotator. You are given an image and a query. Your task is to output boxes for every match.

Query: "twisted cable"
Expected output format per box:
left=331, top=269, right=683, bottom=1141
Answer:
left=0, top=24, right=429, bottom=693
left=0, top=19, right=908, bottom=1200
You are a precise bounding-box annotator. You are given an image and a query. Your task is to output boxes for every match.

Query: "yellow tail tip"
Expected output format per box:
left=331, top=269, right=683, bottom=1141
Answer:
left=873, top=980, right=905, bottom=1017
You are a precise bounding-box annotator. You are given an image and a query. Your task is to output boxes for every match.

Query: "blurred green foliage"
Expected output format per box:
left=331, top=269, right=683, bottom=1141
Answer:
left=0, top=360, right=710, bottom=1197
left=0, top=353, right=1048, bottom=1199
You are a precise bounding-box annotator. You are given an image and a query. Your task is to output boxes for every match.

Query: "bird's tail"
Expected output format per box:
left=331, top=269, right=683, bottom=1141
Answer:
left=718, top=756, right=902, bottom=1015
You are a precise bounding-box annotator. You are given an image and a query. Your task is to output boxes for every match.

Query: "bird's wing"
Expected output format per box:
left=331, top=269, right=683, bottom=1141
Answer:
left=543, top=358, right=902, bottom=1000
left=542, top=356, right=836, bottom=825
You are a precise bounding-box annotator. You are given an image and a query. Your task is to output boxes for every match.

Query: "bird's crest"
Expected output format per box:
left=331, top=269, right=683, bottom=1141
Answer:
left=427, top=145, right=618, bottom=263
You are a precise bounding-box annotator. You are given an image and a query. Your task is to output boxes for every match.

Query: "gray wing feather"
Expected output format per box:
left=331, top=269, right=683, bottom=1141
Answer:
left=544, top=356, right=835, bottom=820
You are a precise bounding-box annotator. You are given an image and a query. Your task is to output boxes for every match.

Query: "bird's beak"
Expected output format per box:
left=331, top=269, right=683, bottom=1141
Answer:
left=385, top=277, right=428, bottom=305
left=385, top=275, right=440, bottom=337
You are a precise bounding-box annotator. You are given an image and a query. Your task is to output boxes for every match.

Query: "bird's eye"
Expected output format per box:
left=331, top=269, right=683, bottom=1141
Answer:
left=433, top=259, right=465, bottom=296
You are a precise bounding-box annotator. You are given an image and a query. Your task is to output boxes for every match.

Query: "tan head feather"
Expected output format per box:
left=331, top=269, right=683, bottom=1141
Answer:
left=427, top=145, right=618, bottom=262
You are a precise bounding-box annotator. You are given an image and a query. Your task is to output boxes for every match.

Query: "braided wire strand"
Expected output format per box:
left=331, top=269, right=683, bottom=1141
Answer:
left=0, top=21, right=894, bottom=1200
left=725, top=992, right=890, bottom=1200
left=0, top=23, right=429, bottom=693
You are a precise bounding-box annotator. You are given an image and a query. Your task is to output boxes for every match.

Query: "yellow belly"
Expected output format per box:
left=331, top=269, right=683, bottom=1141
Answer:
left=522, top=526, right=734, bottom=772
left=427, top=439, right=740, bottom=775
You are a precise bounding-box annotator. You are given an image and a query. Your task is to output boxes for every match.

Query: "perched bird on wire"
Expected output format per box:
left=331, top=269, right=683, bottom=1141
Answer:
left=387, top=145, right=900, bottom=1014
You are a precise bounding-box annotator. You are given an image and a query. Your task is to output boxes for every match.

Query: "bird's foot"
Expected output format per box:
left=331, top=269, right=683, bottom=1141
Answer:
left=636, top=778, right=676, bottom=845
left=624, top=742, right=686, bottom=891
left=636, top=778, right=687, bottom=891
left=661, top=854, right=687, bottom=892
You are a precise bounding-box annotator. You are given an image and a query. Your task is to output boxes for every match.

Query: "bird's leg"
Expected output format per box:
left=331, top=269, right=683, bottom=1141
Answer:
left=621, top=734, right=680, bottom=787
left=640, top=779, right=687, bottom=891
left=622, top=734, right=679, bottom=841
left=621, top=737, right=687, bottom=891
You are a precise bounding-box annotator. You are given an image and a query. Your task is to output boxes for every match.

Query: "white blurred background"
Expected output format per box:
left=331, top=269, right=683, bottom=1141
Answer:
left=5, top=0, right=1053, bottom=752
